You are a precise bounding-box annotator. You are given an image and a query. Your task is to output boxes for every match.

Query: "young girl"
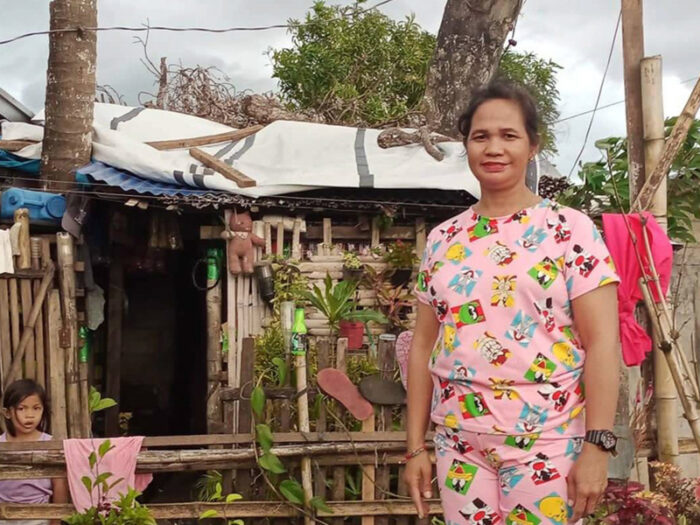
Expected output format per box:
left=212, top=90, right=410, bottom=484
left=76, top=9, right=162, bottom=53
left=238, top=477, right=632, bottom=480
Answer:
left=0, top=379, right=68, bottom=525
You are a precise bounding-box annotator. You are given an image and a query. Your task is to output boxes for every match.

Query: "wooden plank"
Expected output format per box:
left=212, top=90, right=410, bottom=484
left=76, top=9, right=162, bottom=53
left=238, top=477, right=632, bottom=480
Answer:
left=20, top=279, right=36, bottom=379
left=0, top=280, right=11, bottom=388
left=0, top=270, right=47, bottom=279
left=323, top=218, right=332, bottom=255
left=264, top=222, right=272, bottom=256
left=415, top=217, right=427, bottom=255
left=146, top=125, right=263, bottom=151
left=376, top=336, right=396, bottom=525
left=314, top=339, right=330, bottom=499
left=0, top=139, right=37, bottom=151
left=206, top=254, right=223, bottom=433
left=105, top=245, right=123, bottom=437
left=362, top=412, right=376, bottom=525
left=46, top=290, right=67, bottom=439
left=8, top=279, right=20, bottom=359
left=276, top=221, right=284, bottom=256
left=236, top=338, right=256, bottom=499
left=307, top=225, right=416, bottom=241
left=189, top=147, right=256, bottom=188
left=0, top=499, right=444, bottom=520
left=331, top=337, right=348, bottom=525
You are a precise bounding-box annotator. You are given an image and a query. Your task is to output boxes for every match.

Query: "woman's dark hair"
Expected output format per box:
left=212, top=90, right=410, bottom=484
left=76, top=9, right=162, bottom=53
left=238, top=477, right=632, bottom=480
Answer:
left=2, top=379, right=48, bottom=436
left=457, top=81, right=540, bottom=146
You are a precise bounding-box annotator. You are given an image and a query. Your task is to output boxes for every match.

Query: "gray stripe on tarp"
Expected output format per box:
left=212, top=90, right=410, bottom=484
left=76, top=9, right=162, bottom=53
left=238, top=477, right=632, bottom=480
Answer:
left=225, top=134, right=256, bottom=165
left=110, top=107, right=145, bottom=130
left=193, top=173, right=210, bottom=188
left=173, top=170, right=187, bottom=186
left=354, top=128, right=374, bottom=187
left=215, top=139, right=239, bottom=159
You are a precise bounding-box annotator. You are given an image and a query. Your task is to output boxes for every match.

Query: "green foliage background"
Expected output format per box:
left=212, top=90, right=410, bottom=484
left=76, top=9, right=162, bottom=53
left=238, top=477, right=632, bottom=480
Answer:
left=270, top=1, right=561, bottom=154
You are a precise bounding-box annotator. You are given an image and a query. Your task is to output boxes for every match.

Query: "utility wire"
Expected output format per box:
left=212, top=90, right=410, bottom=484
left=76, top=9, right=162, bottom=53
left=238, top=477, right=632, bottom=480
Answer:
left=567, top=9, right=622, bottom=179
left=0, top=0, right=396, bottom=47
left=556, top=75, right=699, bottom=124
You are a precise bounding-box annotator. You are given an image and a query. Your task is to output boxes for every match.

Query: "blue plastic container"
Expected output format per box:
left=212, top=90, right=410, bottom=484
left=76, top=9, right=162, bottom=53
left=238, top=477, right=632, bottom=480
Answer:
left=1, top=188, right=66, bottom=222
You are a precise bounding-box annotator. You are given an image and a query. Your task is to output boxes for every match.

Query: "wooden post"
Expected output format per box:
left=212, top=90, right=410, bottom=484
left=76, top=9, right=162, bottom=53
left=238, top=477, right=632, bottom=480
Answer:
left=276, top=222, right=285, bottom=257
left=292, top=217, right=302, bottom=260
left=361, top=413, right=376, bottom=525
left=323, top=218, right=332, bottom=256
left=206, top=249, right=223, bottom=433
left=641, top=55, right=678, bottom=463
left=375, top=334, right=396, bottom=525
left=0, top=279, right=11, bottom=390
left=56, top=233, right=82, bottom=438
left=236, top=338, right=256, bottom=499
left=295, top=337, right=313, bottom=524
left=331, top=337, right=348, bottom=525
left=14, top=210, right=35, bottom=380
left=371, top=217, right=380, bottom=250
left=264, top=222, right=272, bottom=256
left=621, top=0, right=646, bottom=198
left=30, top=238, right=45, bottom=387
left=105, top=245, right=124, bottom=437
left=46, top=290, right=67, bottom=439
left=314, top=339, right=330, bottom=499
left=415, top=218, right=427, bottom=256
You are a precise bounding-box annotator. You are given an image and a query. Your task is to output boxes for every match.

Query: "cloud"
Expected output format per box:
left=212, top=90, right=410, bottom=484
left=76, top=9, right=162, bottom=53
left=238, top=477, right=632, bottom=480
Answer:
left=1, top=0, right=698, bottom=174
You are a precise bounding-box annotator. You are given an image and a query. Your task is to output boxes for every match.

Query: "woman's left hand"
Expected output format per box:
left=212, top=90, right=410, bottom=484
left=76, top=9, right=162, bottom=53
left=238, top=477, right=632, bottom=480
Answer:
left=567, top=443, right=609, bottom=521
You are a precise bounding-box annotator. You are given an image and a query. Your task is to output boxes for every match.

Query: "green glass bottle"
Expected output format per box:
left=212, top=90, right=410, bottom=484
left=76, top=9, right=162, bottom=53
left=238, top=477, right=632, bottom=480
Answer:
left=291, top=308, right=308, bottom=356
left=78, top=326, right=90, bottom=364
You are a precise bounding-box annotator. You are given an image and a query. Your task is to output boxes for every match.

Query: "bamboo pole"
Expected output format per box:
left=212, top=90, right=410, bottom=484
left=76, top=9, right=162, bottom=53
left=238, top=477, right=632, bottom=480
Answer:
left=371, top=217, right=380, bottom=249
left=264, top=222, right=272, bottom=256
left=641, top=56, right=678, bottom=463
left=14, top=209, right=35, bottom=380
left=46, top=290, right=67, bottom=439
left=295, top=339, right=314, bottom=524
left=331, top=337, right=348, bottom=525
left=0, top=499, right=444, bottom=520
left=30, top=238, right=45, bottom=387
left=276, top=221, right=284, bottom=257
left=323, top=218, right=332, bottom=255
left=0, top=279, right=11, bottom=389
left=292, top=217, right=302, bottom=260
left=8, top=279, right=19, bottom=359
left=56, top=233, right=81, bottom=438
left=206, top=250, right=223, bottom=433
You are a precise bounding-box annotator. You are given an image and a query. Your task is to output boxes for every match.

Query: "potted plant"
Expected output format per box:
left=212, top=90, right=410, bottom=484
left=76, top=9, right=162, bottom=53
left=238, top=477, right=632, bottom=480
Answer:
left=342, top=251, right=364, bottom=282
left=383, top=240, right=417, bottom=287
left=303, top=273, right=387, bottom=350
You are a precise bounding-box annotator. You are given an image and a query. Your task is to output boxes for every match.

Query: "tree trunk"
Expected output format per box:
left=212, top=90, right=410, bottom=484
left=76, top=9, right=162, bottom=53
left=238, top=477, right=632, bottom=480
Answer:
left=40, top=0, right=97, bottom=189
left=423, top=0, right=522, bottom=137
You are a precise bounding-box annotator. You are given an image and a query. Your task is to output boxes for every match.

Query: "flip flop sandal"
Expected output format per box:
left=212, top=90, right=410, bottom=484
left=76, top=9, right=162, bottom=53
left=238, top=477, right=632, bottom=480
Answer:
left=317, top=368, right=374, bottom=421
left=395, top=330, right=413, bottom=390
left=359, top=374, right=406, bottom=406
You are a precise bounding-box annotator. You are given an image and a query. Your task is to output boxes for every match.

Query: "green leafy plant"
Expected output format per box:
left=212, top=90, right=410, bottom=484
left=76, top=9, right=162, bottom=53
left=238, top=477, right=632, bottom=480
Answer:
left=253, top=321, right=287, bottom=382
left=383, top=241, right=417, bottom=269
left=303, top=273, right=387, bottom=336
left=362, top=265, right=414, bottom=332
left=559, top=117, right=700, bottom=242
left=65, top=440, right=156, bottom=525
left=88, top=387, right=117, bottom=414
left=270, top=257, right=308, bottom=306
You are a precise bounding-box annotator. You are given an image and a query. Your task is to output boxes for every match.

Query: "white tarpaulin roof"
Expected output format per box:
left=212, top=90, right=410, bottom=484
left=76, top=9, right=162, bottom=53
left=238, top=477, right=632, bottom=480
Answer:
left=2, top=103, right=539, bottom=199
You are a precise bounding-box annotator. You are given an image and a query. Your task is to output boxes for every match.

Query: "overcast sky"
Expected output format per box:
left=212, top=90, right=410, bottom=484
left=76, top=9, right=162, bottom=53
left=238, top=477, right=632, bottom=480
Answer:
left=1, top=0, right=698, bottom=174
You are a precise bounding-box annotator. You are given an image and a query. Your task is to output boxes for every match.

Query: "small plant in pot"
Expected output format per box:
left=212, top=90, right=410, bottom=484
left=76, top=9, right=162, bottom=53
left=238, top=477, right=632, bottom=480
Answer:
left=383, top=240, right=417, bottom=287
left=303, top=273, right=386, bottom=350
left=342, top=251, right=364, bottom=282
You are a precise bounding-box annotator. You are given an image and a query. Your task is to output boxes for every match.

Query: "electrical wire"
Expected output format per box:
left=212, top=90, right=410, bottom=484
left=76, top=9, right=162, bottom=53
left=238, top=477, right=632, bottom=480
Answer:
left=0, top=0, right=396, bottom=47
left=566, top=9, right=622, bottom=179
left=556, top=75, right=699, bottom=124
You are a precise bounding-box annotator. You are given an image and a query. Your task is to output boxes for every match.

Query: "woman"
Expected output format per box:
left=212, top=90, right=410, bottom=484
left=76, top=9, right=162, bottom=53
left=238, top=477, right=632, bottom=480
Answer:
left=404, top=82, right=620, bottom=524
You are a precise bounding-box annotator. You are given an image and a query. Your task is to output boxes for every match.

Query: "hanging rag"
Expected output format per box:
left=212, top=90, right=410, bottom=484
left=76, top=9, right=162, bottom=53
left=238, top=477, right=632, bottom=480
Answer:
left=0, top=229, right=14, bottom=274
left=63, top=436, right=153, bottom=512
left=601, top=212, right=673, bottom=366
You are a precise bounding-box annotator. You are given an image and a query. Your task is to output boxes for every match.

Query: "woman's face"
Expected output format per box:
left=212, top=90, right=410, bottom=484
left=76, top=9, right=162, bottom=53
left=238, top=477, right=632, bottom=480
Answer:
left=465, top=98, right=538, bottom=193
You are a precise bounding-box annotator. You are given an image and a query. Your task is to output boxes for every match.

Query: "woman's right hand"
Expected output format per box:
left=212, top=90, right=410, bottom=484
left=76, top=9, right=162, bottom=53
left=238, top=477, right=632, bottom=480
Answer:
left=403, top=451, right=433, bottom=519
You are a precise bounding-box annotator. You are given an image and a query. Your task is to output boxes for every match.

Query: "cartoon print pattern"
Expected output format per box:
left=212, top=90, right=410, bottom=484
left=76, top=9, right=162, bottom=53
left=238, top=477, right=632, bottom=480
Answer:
left=414, top=199, right=620, bottom=436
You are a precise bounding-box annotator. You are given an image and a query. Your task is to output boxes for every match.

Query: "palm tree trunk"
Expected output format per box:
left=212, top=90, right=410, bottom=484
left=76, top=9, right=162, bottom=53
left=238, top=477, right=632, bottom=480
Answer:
left=40, top=0, right=97, bottom=189
left=423, top=0, right=522, bottom=137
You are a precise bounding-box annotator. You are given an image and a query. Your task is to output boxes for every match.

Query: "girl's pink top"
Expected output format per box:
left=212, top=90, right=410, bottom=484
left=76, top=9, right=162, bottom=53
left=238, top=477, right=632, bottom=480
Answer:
left=0, top=432, right=53, bottom=503
left=414, top=199, right=619, bottom=436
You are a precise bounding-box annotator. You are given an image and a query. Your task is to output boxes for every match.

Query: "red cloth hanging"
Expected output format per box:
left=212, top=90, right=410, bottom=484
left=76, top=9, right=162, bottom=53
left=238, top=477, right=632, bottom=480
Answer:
left=601, top=213, right=673, bottom=366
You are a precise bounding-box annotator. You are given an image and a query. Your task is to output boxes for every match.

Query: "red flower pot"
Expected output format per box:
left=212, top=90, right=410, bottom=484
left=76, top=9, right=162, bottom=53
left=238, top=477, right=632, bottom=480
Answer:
left=339, top=320, right=365, bottom=350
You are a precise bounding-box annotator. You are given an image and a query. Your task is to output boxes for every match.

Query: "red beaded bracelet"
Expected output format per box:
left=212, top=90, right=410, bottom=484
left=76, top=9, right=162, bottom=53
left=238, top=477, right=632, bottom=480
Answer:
left=404, top=445, right=426, bottom=462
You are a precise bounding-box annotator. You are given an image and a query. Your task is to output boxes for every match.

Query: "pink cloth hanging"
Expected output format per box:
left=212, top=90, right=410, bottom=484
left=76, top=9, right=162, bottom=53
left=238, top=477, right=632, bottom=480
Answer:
left=63, top=436, right=153, bottom=512
left=601, top=212, right=673, bottom=366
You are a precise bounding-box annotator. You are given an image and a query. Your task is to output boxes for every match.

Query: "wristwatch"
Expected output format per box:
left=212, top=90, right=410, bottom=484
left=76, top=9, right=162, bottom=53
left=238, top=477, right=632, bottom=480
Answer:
left=584, top=430, right=618, bottom=455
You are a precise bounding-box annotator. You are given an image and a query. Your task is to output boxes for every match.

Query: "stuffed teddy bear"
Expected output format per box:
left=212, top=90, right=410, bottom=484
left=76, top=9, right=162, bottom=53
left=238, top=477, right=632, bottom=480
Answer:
left=221, top=211, right=265, bottom=274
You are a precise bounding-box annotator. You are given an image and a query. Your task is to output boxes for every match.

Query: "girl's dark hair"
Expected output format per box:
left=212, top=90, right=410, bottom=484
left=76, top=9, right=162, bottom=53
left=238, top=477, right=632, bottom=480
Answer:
left=2, top=379, right=48, bottom=436
left=457, top=81, right=540, bottom=145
